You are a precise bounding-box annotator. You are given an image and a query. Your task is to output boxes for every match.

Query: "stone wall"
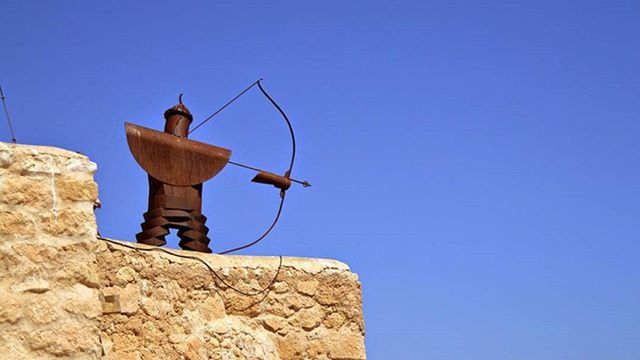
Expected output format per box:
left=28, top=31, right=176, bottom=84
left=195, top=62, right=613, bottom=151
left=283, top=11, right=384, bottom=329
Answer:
left=0, top=142, right=366, bottom=360
left=97, top=241, right=365, bottom=360
left=0, top=142, right=102, bottom=359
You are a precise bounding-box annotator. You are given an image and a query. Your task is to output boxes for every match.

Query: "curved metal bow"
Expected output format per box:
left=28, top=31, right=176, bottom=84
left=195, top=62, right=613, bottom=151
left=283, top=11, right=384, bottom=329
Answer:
left=188, top=79, right=310, bottom=254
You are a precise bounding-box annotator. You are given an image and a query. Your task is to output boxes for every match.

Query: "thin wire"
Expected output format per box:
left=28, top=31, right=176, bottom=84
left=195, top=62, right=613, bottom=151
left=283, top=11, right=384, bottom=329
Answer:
left=218, top=194, right=286, bottom=254
left=97, top=235, right=282, bottom=297
left=0, top=85, right=17, bottom=143
left=188, top=79, right=262, bottom=135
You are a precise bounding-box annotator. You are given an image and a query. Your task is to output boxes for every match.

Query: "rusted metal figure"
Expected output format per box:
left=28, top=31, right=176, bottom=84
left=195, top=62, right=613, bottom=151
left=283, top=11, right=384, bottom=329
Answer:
left=125, top=81, right=311, bottom=254
left=125, top=97, right=231, bottom=253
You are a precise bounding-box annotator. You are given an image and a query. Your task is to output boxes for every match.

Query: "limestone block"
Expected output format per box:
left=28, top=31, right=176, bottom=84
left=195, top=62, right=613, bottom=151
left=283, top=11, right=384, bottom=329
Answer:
left=197, top=293, right=226, bottom=321
left=0, top=142, right=13, bottom=167
left=114, top=266, right=138, bottom=286
left=119, top=283, right=141, bottom=314
left=324, top=330, right=367, bottom=360
left=0, top=211, right=36, bottom=237
left=140, top=296, right=172, bottom=319
left=101, top=288, right=121, bottom=314
left=261, top=315, right=287, bottom=332
left=289, top=306, right=324, bottom=331
left=57, top=259, right=101, bottom=288
left=2, top=143, right=95, bottom=177
left=273, top=281, right=289, bottom=294
left=26, top=323, right=101, bottom=357
left=40, top=209, right=95, bottom=237
left=24, top=292, right=59, bottom=324
left=11, top=152, right=61, bottom=175
left=61, top=284, right=102, bottom=319
left=12, top=243, right=59, bottom=263
left=11, top=277, right=51, bottom=293
left=324, top=312, right=347, bottom=329
left=0, top=176, right=54, bottom=208
left=276, top=331, right=309, bottom=359
left=0, top=294, right=23, bottom=324
left=296, top=279, right=319, bottom=296
left=64, top=157, right=97, bottom=174
left=55, top=173, right=98, bottom=203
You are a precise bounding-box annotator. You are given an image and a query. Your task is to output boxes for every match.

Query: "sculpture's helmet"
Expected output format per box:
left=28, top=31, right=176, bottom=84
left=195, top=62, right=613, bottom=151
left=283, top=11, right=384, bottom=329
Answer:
left=164, top=94, right=193, bottom=123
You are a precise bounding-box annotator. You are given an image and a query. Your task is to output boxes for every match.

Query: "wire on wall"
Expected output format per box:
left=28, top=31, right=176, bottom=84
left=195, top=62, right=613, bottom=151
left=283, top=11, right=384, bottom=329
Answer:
left=0, top=85, right=17, bottom=143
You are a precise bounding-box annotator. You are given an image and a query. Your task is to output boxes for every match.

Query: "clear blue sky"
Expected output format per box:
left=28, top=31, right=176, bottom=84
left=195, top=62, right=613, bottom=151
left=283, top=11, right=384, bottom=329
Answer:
left=1, top=1, right=639, bottom=358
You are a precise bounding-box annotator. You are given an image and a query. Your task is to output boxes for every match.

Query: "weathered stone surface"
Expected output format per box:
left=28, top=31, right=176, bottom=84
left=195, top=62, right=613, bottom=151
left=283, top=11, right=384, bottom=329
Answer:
left=96, top=241, right=366, bottom=359
left=197, top=293, right=226, bottom=321
left=0, top=211, right=36, bottom=237
left=296, top=279, right=319, bottom=296
left=0, top=142, right=13, bottom=167
left=11, top=277, right=51, bottom=293
left=26, top=324, right=101, bottom=357
left=114, top=266, right=138, bottom=285
left=0, top=294, right=23, bottom=324
left=119, top=283, right=141, bottom=315
left=261, top=315, right=287, bottom=332
left=62, top=284, right=102, bottom=319
left=0, top=176, right=54, bottom=208
left=56, top=174, right=98, bottom=202
left=324, top=312, right=347, bottom=329
left=325, top=330, right=367, bottom=360
left=40, top=209, right=96, bottom=237
left=0, top=143, right=102, bottom=359
left=24, top=292, right=59, bottom=324
left=0, top=142, right=366, bottom=359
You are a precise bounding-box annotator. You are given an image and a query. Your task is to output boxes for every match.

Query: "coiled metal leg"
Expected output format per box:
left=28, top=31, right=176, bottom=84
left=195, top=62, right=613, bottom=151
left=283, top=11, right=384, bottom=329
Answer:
left=136, top=208, right=212, bottom=253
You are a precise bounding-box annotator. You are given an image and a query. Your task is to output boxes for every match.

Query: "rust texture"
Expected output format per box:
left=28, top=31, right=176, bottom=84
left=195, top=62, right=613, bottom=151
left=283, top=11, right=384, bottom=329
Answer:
left=252, top=170, right=292, bottom=192
left=125, top=100, right=231, bottom=253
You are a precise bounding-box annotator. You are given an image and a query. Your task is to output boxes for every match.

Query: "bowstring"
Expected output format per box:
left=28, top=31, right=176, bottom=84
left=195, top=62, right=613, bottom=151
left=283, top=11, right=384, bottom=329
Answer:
left=188, top=79, right=262, bottom=135
left=187, top=79, right=297, bottom=254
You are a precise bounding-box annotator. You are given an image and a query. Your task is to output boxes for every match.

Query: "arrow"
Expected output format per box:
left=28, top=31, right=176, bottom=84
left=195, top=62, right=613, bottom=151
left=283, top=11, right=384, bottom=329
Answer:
left=228, top=160, right=311, bottom=188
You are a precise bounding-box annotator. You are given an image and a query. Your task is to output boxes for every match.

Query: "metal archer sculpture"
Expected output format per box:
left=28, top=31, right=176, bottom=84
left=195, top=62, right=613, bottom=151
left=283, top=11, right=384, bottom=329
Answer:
left=125, top=80, right=310, bottom=254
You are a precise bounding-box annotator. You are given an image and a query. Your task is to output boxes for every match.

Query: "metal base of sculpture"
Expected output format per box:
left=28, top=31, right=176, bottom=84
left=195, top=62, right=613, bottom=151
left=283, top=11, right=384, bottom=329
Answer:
left=136, top=177, right=212, bottom=253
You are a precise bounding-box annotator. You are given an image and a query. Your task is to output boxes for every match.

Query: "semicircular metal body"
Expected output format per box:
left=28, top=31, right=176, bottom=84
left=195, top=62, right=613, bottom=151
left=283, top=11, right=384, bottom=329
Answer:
left=125, top=122, right=231, bottom=186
